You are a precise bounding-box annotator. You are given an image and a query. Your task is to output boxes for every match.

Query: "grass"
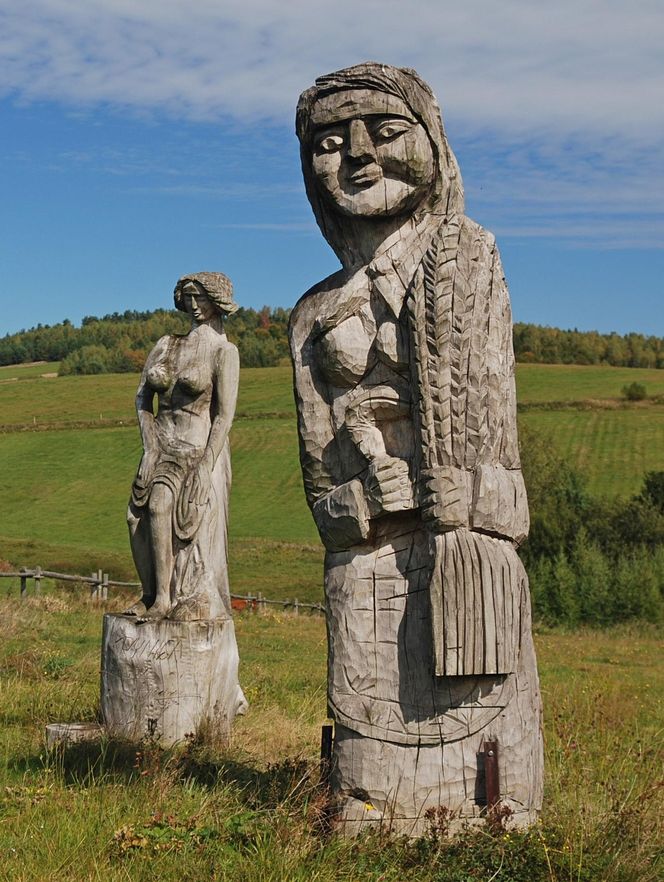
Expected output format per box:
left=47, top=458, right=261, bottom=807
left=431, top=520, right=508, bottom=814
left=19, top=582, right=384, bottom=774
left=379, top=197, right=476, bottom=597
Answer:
left=0, top=595, right=661, bottom=881
left=3, top=363, right=664, bottom=431
left=0, top=366, right=295, bottom=429
left=515, top=363, right=664, bottom=403
left=521, top=405, right=664, bottom=497
left=0, top=362, right=61, bottom=380
left=1, top=361, right=663, bottom=878
left=1, top=363, right=663, bottom=588
left=0, top=421, right=316, bottom=547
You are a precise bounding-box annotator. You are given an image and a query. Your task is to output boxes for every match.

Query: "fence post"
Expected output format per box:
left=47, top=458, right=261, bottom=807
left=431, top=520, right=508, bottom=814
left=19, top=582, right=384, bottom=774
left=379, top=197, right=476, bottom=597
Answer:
left=102, top=573, right=109, bottom=602
left=20, top=567, right=28, bottom=599
left=34, top=566, right=42, bottom=596
left=90, top=571, right=98, bottom=602
left=294, top=597, right=299, bottom=615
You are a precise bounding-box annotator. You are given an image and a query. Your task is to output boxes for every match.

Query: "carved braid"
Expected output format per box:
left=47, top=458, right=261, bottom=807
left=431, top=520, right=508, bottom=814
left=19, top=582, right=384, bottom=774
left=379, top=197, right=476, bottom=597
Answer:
left=430, top=224, right=455, bottom=470
left=460, top=227, right=487, bottom=469
left=446, top=221, right=474, bottom=468
left=407, top=217, right=462, bottom=477
left=407, top=243, right=439, bottom=469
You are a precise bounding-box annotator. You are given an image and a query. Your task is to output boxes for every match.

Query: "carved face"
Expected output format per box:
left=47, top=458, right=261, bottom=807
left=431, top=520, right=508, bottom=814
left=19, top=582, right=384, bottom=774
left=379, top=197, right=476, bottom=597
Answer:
left=180, top=280, right=216, bottom=323
left=309, top=89, right=436, bottom=218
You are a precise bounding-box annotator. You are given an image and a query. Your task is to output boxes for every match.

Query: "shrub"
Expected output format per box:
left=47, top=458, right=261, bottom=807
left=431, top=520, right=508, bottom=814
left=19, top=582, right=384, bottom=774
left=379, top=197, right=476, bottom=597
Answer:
left=521, top=431, right=664, bottom=626
left=622, top=381, right=647, bottom=401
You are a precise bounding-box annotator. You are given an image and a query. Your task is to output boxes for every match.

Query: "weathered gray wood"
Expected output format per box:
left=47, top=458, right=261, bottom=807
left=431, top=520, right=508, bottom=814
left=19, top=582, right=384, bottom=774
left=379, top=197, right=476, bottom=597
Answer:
left=126, top=272, right=240, bottom=623
left=46, top=722, right=103, bottom=749
left=291, top=62, right=543, bottom=835
left=101, top=272, right=247, bottom=745
left=100, top=613, right=247, bottom=746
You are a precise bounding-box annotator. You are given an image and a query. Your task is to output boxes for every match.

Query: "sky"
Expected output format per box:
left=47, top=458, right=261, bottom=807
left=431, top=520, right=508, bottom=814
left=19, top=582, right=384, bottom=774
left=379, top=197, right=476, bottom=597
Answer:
left=0, top=0, right=663, bottom=337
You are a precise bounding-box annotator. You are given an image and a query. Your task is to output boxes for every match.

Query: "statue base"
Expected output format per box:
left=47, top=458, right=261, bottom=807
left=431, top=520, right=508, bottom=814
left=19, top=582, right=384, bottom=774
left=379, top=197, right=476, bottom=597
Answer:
left=100, top=613, right=247, bottom=747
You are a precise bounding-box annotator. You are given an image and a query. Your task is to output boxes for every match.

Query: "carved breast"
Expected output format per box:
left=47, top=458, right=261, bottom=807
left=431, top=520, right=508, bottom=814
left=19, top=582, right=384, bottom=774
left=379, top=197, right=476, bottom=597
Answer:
left=146, top=335, right=212, bottom=400
left=314, top=295, right=409, bottom=390
left=315, top=313, right=375, bottom=387
left=146, top=364, right=171, bottom=393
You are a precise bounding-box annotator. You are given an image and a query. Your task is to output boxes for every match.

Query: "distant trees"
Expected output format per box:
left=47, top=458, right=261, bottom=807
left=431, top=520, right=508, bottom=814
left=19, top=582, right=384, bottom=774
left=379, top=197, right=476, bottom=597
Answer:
left=1, top=306, right=291, bottom=373
left=513, top=323, right=664, bottom=368
left=1, top=311, right=663, bottom=374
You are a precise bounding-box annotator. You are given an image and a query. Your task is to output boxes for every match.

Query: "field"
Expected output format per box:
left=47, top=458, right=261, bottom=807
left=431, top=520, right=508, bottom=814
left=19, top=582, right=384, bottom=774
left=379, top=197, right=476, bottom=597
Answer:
left=0, top=594, right=661, bottom=881
left=1, top=362, right=663, bottom=878
left=1, top=363, right=664, bottom=595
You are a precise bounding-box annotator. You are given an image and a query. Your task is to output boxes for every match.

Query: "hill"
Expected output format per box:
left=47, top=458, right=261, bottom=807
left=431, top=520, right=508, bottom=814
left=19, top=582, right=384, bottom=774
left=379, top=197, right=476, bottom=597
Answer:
left=2, top=309, right=663, bottom=372
left=0, top=362, right=663, bottom=621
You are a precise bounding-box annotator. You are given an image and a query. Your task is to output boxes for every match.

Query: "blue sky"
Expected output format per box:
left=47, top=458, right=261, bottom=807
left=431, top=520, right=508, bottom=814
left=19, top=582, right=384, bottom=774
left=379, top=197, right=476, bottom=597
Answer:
left=1, top=0, right=662, bottom=337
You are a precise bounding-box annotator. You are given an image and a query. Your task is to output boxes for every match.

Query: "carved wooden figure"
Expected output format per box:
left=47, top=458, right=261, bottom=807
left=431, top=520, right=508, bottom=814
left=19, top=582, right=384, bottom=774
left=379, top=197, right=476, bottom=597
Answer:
left=290, top=63, right=543, bottom=834
left=101, top=273, right=247, bottom=746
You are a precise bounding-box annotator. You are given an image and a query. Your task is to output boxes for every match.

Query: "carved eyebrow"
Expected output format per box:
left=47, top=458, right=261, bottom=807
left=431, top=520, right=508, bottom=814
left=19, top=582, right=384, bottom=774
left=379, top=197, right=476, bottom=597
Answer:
left=311, top=112, right=417, bottom=134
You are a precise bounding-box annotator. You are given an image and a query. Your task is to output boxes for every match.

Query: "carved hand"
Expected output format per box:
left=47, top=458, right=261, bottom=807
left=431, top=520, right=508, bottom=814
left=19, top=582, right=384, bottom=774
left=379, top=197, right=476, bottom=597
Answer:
left=187, top=454, right=213, bottom=509
left=364, top=457, right=416, bottom=517
left=133, top=448, right=158, bottom=493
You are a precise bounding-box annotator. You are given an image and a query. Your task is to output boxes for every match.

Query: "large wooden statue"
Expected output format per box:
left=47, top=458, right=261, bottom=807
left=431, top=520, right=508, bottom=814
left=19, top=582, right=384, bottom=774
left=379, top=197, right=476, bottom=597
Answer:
left=289, top=63, right=543, bottom=834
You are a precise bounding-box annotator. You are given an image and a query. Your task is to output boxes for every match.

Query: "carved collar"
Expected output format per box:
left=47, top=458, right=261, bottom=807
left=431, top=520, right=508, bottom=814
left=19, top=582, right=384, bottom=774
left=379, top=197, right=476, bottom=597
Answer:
left=366, top=214, right=443, bottom=318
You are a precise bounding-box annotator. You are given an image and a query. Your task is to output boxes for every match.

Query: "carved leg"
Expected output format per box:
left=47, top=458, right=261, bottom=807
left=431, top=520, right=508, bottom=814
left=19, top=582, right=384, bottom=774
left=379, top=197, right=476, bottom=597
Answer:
left=145, top=484, right=175, bottom=617
left=127, top=503, right=155, bottom=614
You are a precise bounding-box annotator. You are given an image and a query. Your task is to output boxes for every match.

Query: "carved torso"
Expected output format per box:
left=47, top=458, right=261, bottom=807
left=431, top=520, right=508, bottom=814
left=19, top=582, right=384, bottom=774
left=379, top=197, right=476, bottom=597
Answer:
left=144, top=327, right=233, bottom=453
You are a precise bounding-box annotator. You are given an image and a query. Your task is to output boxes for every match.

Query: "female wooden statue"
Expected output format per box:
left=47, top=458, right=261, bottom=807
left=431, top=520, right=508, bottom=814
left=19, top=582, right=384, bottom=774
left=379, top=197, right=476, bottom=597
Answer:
left=290, top=63, right=543, bottom=833
left=127, top=272, right=239, bottom=622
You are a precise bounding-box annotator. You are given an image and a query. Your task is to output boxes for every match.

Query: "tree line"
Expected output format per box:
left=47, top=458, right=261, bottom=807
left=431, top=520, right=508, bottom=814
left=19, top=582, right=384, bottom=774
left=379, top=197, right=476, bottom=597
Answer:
left=513, top=322, right=664, bottom=368
left=1, top=309, right=663, bottom=373
left=0, top=307, right=290, bottom=373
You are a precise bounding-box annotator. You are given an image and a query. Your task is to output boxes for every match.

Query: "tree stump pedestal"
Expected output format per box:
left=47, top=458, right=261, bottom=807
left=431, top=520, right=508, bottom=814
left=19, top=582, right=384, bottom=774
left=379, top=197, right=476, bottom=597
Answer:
left=100, top=613, right=247, bottom=747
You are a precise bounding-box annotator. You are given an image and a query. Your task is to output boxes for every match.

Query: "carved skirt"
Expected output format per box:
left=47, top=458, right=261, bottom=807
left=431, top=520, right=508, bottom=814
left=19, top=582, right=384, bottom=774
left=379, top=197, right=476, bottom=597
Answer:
left=324, top=511, right=537, bottom=746
left=325, top=511, right=543, bottom=820
left=127, top=439, right=232, bottom=611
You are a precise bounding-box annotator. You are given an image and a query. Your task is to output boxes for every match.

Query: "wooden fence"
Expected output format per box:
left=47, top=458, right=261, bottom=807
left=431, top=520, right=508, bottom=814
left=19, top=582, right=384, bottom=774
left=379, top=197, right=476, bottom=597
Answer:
left=0, top=567, right=325, bottom=615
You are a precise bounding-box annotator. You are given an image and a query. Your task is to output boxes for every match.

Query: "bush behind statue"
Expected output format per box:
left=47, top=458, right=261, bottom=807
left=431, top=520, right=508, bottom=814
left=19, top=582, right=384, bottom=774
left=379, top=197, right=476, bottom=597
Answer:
left=521, top=427, right=664, bottom=626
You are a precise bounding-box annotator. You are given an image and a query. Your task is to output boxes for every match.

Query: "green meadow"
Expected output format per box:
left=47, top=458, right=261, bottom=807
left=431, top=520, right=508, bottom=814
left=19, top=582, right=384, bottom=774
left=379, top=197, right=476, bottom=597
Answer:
left=4, top=362, right=664, bottom=428
left=0, top=363, right=663, bottom=879
left=1, top=363, right=663, bottom=592
left=0, top=594, right=661, bottom=881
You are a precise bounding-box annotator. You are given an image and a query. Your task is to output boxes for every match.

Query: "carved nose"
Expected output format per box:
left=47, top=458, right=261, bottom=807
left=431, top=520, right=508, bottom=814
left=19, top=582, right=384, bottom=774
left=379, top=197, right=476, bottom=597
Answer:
left=347, top=119, right=376, bottom=163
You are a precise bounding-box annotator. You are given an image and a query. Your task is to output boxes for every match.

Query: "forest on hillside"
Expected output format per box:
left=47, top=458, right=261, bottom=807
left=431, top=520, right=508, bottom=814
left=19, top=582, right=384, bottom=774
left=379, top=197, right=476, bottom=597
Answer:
left=1, top=307, right=663, bottom=373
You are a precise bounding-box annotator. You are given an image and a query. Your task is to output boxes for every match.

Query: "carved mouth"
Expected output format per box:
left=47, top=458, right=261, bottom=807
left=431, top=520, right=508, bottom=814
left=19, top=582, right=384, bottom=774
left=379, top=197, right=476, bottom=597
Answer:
left=349, top=168, right=381, bottom=187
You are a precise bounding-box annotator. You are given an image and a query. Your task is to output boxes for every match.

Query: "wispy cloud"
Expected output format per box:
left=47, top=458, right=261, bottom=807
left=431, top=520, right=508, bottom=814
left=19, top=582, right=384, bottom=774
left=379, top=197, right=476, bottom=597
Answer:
left=0, top=1, right=661, bottom=137
left=0, top=0, right=662, bottom=249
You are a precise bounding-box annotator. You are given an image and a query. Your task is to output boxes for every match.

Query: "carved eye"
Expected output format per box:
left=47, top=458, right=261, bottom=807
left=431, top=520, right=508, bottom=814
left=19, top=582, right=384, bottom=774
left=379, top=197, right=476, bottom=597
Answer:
left=373, top=120, right=412, bottom=141
left=316, top=133, right=344, bottom=153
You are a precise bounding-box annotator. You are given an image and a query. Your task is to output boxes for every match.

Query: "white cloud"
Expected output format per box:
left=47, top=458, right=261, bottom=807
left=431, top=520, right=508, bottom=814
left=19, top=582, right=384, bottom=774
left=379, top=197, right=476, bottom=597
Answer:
left=0, top=0, right=662, bottom=248
left=0, top=0, right=661, bottom=137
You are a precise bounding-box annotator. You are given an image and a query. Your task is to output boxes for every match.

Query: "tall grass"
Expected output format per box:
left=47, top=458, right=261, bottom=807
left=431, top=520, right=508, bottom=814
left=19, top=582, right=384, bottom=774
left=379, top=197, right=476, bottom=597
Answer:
left=0, top=595, right=661, bottom=881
